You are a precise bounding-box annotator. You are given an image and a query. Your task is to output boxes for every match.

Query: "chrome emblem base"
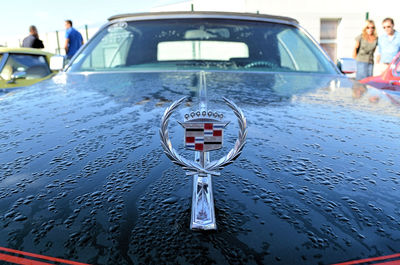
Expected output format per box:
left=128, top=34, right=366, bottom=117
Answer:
left=191, top=174, right=216, bottom=230
left=160, top=74, right=247, bottom=230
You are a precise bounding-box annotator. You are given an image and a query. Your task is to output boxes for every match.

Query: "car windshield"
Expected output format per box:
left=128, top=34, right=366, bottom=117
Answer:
left=68, top=18, right=337, bottom=74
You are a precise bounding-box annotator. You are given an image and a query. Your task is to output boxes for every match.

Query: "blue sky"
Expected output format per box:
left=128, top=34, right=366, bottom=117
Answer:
left=0, top=0, right=182, bottom=37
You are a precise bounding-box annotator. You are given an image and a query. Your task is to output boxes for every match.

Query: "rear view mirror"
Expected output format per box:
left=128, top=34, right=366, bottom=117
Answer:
left=50, top=55, right=65, bottom=71
left=7, top=71, right=26, bottom=84
left=337, top=58, right=356, bottom=74
left=11, top=71, right=26, bottom=80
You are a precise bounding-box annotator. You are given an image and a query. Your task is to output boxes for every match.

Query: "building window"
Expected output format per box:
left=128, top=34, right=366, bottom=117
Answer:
left=320, top=19, right=341, bottom=61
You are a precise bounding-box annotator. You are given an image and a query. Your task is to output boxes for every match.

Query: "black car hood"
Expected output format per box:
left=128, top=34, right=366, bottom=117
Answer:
left=0, top=71, right=399, bottom=265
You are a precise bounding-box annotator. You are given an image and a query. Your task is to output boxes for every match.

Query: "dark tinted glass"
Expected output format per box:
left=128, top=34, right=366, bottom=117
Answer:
left=69, top=19, right=337, bottom=74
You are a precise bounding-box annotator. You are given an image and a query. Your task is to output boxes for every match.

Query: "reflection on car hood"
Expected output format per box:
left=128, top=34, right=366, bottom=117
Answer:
left=0, top=71, right=399, bottom=265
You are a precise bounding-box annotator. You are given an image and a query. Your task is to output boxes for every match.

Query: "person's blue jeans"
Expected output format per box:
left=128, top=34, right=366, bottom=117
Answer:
left=356, top=61, right=373, bottom=80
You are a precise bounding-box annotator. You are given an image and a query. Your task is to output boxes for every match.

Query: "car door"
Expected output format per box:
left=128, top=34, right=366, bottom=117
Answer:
left=0, top=53, right=53, bottom=89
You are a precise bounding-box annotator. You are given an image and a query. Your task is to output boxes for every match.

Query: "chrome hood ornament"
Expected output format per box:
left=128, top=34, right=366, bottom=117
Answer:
left=160, top=72, right=247, bottom=230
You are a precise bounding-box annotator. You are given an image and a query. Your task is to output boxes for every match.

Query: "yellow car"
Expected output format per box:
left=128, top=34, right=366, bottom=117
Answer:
left=0, top=47, right=57, bottom=89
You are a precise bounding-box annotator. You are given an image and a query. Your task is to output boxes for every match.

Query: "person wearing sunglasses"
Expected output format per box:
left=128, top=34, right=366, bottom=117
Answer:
left=376, top=18, right=400, bottom=66
left=353, top=20, right=378, bottom=80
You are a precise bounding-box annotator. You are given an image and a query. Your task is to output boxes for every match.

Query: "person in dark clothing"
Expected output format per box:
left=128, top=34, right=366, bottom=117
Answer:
left=22, top=25, right=44, bottom=49
left=64, top=20, right=83, bottom=59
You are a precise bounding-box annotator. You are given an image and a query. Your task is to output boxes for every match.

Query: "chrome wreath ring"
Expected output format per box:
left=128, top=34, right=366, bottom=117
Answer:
left=159, top=96, right=247, bottom=176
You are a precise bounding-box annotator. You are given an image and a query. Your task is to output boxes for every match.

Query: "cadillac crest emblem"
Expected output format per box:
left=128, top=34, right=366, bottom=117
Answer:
left=182, top=111, right=227, bottom=152
left=160, top=73, right=247, bottom=230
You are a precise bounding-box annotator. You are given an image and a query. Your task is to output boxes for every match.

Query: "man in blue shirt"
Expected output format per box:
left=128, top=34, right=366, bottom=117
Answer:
left=64, top=20, right=83, bottom=59
left=377, top=18, right=400, bottom=65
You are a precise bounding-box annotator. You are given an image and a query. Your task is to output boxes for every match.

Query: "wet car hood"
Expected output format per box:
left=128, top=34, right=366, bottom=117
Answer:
left=0, top=71, right=399, bottom=265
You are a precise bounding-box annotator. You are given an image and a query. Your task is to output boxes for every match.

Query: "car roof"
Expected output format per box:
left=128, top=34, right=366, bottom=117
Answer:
left=0, top=47, right=54, bottom=57
left=108, top=11, right=299, bottom=25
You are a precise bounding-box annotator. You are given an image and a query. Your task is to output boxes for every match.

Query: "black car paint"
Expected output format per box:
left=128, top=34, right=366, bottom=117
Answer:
left=0, top=71, right=399, bottom=264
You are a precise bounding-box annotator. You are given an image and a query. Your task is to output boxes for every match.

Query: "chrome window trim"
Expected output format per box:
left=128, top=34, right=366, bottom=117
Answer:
left=65, top=69, right=343, bottom=79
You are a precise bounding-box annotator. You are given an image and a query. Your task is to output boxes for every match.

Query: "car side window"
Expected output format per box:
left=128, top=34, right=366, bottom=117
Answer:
left=0, top=54, right=50, bottom=80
